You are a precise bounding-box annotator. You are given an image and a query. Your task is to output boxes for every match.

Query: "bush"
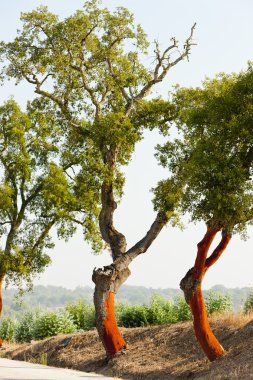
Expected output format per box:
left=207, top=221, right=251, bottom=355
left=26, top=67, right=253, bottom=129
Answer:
left=32, top=311, right=77, bottom=340
left=205, top=291, right=232, bottom=316
left=173, top=296, right=192, bottom=321
left=243, top=292, right=253, bottom=314
left=15, top=309, right=42, bottom=343
left=0, top=316, right=17, bottom=342
left=118, top=304, right=149, bottom=327
left=147, top=294, right=177, bottom=325
left=117, top=294, right=182, bottom=327
left=65, top=300, right=95, bottom=331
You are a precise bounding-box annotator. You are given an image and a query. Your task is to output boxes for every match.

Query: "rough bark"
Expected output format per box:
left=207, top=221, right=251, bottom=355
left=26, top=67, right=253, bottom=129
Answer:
left=93, top=141, right=169, bottom=356
left=94, top=170, right=168, bottom=356
left=0, top=274, right=4, bottom=347
left=189, top=286, right=224, bottom=361
left=92, top=265, right=130, bottom=356
left=180, top=227, right=231, bottom=361
left=99, top=182, right=126, bottom=261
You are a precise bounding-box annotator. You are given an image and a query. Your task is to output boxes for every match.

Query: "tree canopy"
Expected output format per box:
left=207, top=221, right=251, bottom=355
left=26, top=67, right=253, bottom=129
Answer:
left=0, top=0, right=196, bottom=356
left=154, top=63, right=253, bottom=361
left=0, top=98, right=81, bottom=290
left=155, top=63, right=253, bottom=235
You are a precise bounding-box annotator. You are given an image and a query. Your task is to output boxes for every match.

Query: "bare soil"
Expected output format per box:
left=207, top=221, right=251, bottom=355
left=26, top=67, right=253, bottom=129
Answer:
left=1, top=313, right=253, bottom=379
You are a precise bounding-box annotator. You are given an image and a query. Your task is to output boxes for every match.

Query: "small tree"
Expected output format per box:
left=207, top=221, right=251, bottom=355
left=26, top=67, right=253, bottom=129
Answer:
left=0, top=1, right=196, bottom=355
left=243, top=292, right=253, bottom=314
left=155, top=64, right=253, bottom=360
left=0, top=99, right=81, bottom=345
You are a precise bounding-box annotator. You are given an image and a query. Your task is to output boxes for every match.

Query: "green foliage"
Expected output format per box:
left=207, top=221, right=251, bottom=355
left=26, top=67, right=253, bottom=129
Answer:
left=0, top=96, right=104, bottom=289
left=243, top=292, right=253, bottom=314
left=2, top=291, right=235, bottom=342
left=0, top=316, right=17, bottom=342
left=117, top=304, right=149, bottom=327
left=0, top=1, right=192, bottom=226
left=117, top=294, right=191, bottom=327
left=14, top=310, right=41, bottom=343
left=205, top=291, right=232, bottom=316
left=155, top=63, right=253, bottom=234
left=0, top=99, right=60, bottom=287
left=32, top=311, right=76, bottom=340
left=173, top=296, right=192, bottom=321
left=65, top=300, right=95, bottom=331
left=147, top=294, right=177, bottom=324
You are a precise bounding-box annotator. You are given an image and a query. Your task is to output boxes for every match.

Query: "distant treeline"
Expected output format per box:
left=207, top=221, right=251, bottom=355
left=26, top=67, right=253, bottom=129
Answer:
left=2, top=284, right=252, bottom=317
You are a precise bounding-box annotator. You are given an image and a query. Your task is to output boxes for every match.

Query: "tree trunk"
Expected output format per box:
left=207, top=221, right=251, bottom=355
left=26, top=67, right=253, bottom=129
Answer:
left=97, top=150, right=168, bottom=357
left=189, top=286, right=224, bottom=361
left=0, top=275, right=4, bottom=347
left=92, top=265, right=130, bottom=357
left=180, top=227, right=231, bottom=361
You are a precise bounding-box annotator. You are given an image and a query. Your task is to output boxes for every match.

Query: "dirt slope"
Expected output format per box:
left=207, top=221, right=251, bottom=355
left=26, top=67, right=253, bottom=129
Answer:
left=1, top=313, right=253, bottom=379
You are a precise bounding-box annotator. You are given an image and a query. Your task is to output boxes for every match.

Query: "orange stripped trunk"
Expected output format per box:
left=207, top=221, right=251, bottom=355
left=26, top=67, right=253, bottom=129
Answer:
left=190, top=286, right=224, bottom=361
left=103, top=292, right=126, bottom=356
left=181, top=227, right=231, bottom=361
left=0, top=276, right=4, bottom=347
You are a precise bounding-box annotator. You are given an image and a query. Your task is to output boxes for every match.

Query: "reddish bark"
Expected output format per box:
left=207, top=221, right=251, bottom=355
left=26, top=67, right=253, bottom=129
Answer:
left=204, top=232, right=231, bottom=272
left=181, top=227, right=231, bottom=361
left=0, top=276, right=4, bottom=347
left=192, top=227, right=217, bottom=281
left=103, top=292, right=127, bottom=355
left=189, top=286, right=224, bottom=361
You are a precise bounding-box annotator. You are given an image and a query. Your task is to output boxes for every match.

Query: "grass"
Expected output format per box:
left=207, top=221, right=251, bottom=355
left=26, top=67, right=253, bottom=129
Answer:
left=2, top=312, right=253, bottom=379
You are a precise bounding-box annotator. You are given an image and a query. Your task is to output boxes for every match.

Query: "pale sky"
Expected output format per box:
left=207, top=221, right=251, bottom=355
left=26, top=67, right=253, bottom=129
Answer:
left=0, top=1, right=253, bottom=290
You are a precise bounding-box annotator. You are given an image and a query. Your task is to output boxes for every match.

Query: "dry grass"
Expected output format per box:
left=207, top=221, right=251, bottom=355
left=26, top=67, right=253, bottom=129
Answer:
left=1, top=313, right=253, bottom=379
left=209, top=310, right=253, bottom=328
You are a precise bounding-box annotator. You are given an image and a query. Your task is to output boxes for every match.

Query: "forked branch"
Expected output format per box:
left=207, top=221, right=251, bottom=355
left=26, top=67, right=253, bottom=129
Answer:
left=125, top=23, right=197, bottom=116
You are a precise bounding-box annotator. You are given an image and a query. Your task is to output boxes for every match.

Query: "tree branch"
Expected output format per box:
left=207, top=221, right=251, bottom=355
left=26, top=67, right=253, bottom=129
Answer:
left=106, top=58, right=131, bottom=103
left=32, top=219, right=55, bottom=252
left=99, top=181, right=127, bottom=261
left=112, top=212, right=168, bottom=271
left=204, top=230, right=231, bottom=271
left=125, top=23, right=196, bottom=116
left=80, top=67, right=100, bottom=118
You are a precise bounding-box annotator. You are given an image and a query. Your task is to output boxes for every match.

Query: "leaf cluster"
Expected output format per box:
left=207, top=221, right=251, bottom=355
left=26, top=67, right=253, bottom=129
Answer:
left=155, top=63, right=253, bottom=234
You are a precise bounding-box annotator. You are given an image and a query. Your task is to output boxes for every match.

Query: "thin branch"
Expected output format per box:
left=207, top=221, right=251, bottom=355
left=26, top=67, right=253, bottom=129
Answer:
left=40, top=73, right=53, bottom=86
left=0, top=221, right=12, bottom=226
left=32, top=219, right=56, bottom=252
left=204, top=231, right=231, bottom=271
left=106, top=58, right=131, bottom=102
left=125, top=23, right=197, bottom=116
left=24, top=181, right=44, bottom=207
left=81, top=24, right=98, bottom=47
left=112, top=212, right=168, bottom=271
left=20, top=177, right=26, bottom=204
left=69, top=217, right=84, bottom=226
left=79, top=67, right=100, bottom=117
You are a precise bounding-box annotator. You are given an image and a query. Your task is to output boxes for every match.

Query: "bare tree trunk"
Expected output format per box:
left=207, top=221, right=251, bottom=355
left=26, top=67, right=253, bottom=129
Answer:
left=94, top=169, right=168, bottom=356
left=189, top=286, right=224, bottom=361
left=0, top=275, right=4, bottom=347
left=92, top=265, right=130, bottom=356
left=93, top=144, right=168, bottom=357
left=180, top=227, right=231, bottom=361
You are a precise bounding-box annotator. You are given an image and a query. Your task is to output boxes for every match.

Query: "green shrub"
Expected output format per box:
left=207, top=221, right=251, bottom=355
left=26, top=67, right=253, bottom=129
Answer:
left=243, top=292, right=253, bottom=314
left=117, top=294, right=180, bottom=327
left=0, top=316, right=17, bottom=342
left=118, top=304, right=149, bottom=327
left=147, top=294, right=177, bottom=324
left=115, top=301, right=127, bottom=324
left=65, top=300, right=95, bottom=331
left=205, top=291, right=232, bottom=316
left=173, top=296, right=192, bottom=321
left=32, top=311, right=76, bottom=340
left=15, top=309, right=42, bottom=343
